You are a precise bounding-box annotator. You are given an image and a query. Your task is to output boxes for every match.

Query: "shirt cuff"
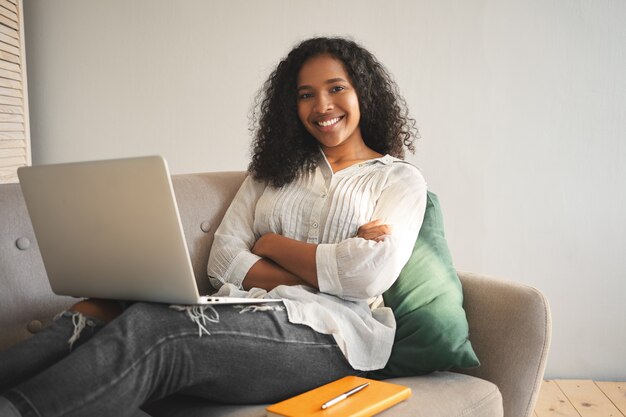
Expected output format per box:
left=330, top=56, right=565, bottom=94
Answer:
left=224, top=251, right=263, bottom=289
left=316, top=243, right=342, bottom=297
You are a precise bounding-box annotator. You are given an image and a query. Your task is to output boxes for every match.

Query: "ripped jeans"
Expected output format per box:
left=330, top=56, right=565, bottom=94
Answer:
left=0, top=302, right=358, bottom=417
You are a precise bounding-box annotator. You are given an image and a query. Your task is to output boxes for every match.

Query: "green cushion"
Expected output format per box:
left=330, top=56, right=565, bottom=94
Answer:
left=372, top=191, right=480, bottom=378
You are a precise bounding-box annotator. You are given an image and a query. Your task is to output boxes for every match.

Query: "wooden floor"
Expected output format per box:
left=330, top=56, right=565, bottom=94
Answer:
left=534, top=380, right=626, bottom=417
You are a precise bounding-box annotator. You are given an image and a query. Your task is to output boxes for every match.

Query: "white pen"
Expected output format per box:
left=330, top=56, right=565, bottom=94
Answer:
left=321, top=382, right=370, bottom=410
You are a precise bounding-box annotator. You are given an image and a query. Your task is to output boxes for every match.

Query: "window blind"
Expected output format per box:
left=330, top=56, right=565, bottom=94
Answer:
left=0, top=0, right=29, bottom=184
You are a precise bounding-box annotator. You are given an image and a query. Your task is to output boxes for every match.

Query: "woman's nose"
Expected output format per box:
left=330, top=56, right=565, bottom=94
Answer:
left=313, top=93, right=333, bottom=113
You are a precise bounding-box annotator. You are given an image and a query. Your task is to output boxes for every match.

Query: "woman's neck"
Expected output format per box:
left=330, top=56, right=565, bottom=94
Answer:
left=321, top=142, right=383, bottom=173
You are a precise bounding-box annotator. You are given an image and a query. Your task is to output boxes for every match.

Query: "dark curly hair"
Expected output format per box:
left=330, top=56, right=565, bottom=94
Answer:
left=249, top=37, right=418, bottom=187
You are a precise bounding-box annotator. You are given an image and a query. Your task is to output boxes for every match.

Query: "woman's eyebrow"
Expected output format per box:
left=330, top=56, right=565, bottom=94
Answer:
left=325, top=77, right=348, bottom=84
left=297, top=78, right=348, bottom=91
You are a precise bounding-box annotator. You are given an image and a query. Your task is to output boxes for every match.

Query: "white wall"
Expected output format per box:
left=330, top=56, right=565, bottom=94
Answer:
left=23, top=0, right=626, bottom=380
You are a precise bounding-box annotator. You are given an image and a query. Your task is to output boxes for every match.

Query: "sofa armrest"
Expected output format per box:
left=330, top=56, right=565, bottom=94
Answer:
left=455, top=271, right=551, bottom=417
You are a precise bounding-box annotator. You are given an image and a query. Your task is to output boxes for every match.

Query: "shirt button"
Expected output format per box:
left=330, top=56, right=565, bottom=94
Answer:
left=312, top=222, right=318, bottom=228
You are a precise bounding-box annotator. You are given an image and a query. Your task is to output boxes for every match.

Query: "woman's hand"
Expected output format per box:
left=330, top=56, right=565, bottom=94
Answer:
left=245, top=233, right=317, bottom=291
left=251, top=233, right=275, bottom=258
left=357, top=219, right=392, bottom=242
left=249, top=233, right=319, bottom=288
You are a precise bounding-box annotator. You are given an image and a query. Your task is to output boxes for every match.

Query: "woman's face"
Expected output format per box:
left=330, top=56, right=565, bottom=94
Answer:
left=296, top=54, right=363, bottom=152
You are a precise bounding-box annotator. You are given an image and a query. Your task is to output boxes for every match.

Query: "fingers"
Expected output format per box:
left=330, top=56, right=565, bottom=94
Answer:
left=251, top=233, right=276, bottom=257
left=251, top=240, right=264, bottom=257
left=360, top=219, right=383, bottom=228
left=357, top=219, right=392, bottom=241
left=358, top=226, right=391, bottom=240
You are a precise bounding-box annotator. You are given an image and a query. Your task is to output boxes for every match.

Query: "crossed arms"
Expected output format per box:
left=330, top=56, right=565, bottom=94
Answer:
left=207, top=165, right=427, bottom=301
left=243, top=220, right=392, bottom=291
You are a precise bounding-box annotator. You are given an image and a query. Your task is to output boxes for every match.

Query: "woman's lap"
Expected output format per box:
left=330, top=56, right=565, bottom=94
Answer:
left=1, top=302, right=356, bottom=417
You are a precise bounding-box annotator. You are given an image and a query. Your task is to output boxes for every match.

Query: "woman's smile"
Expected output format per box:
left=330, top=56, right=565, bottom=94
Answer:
left=317, top=116, right=343, bottom=127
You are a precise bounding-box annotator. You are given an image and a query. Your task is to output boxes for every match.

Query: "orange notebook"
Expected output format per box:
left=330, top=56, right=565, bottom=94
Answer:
left=266, top=376, right=411, bottom=417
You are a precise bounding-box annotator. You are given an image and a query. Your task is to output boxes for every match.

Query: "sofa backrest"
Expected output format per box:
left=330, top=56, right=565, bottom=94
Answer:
left=168, top=171, right=247, bottom=293
left=0, top=171, right=246, bottom=350
left=1, top=170, right=552, bottom=417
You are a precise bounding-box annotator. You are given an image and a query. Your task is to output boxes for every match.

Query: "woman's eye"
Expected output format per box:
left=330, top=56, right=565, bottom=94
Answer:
left=299, top=92, right=313, bottom=100
left=331, top=86, right=345, bottom=93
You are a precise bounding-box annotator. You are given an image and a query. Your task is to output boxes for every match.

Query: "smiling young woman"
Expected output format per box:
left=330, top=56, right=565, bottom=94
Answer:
left=0, top=37, right=426, bottom=417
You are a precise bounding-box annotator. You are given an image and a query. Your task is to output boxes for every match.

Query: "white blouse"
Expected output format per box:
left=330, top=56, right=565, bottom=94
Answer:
left=207, top=151, right=427, bottom=370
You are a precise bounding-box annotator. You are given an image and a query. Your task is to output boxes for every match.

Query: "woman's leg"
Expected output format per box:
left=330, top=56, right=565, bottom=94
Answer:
left=0, top=299, right=124, bottom=394
left=175, top=305, right=359, bottom=404
left=0, top=311, right=105, bottom=393
left=1, top=302, right=357, bottom=417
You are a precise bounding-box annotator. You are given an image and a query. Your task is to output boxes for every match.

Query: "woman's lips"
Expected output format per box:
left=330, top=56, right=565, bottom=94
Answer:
left=315, top=116, right=344, bottom=129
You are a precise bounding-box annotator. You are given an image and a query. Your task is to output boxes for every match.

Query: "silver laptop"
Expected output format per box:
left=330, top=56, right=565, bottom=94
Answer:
left=17, top=155, right=281, bottom=306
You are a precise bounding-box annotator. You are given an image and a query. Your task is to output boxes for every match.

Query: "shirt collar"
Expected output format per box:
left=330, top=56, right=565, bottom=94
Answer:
left=317, top=148, right=397, bottom=176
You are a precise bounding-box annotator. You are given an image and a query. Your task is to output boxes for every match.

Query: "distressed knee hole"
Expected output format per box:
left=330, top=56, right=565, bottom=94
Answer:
left=169, top=305, right=220, bottom=337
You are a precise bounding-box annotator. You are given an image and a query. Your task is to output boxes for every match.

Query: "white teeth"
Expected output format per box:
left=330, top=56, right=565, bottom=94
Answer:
left=317, top=117, right=341, bottom=127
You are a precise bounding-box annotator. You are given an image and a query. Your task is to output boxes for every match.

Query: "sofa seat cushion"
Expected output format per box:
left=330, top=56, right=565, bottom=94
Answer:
left=143, top=372, right=502, bottom=417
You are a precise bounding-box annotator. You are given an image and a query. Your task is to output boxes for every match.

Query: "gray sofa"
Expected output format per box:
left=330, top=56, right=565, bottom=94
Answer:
left=0, top=171, right=551, bottom=417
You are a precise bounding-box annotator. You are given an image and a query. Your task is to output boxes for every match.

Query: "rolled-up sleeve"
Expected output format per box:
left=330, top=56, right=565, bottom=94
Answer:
left=316, top=164, right=427, bottom=301
left=207, top=176, right=265, bottom=290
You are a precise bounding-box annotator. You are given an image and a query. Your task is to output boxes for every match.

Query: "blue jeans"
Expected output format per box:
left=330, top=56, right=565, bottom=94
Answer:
left=0, top=302, right=358, bottom=417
